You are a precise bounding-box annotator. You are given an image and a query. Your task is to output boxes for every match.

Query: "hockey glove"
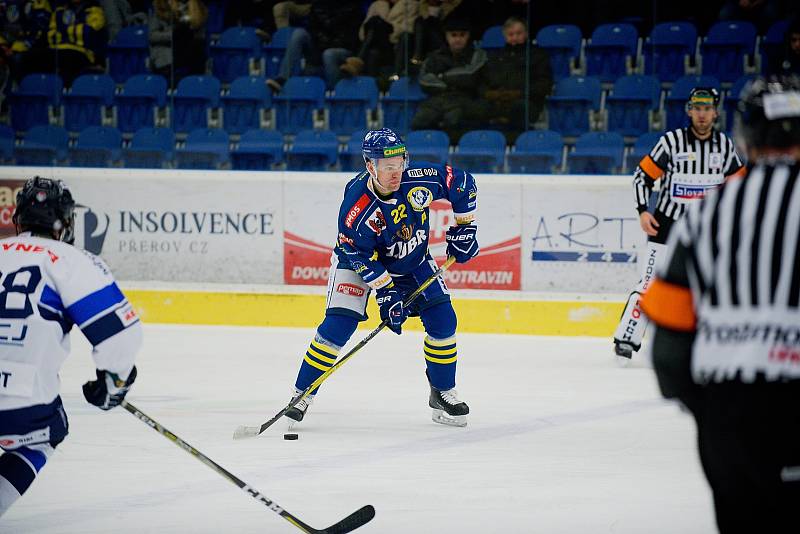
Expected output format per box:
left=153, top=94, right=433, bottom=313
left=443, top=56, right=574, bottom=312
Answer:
left=82, top=366, right=138, bottom=411
left=376, top=284, right=407, bottom=335
left=446, top=224, right=479, bottom=264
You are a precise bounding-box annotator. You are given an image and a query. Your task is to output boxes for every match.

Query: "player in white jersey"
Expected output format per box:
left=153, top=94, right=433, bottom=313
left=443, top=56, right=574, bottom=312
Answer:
left=0, top=177, right=142, bottom=517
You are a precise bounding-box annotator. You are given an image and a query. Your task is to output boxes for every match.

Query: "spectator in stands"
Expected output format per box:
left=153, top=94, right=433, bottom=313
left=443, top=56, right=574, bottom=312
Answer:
left=1, top=0, right=50, bottom=99
left=479, top=16, right=552, bottom=142
left=339, top=0, right=420, bottom=83
left=411, top=17, right=487, bottom=142
left=408, top=0, right=461, bottom=69
left=272, top=0, right=311, bottom=29
left=265, top=0, right=360, bottom=91
left=16, top=0, right=107, bottom=87
left=767, top=17, right=800, bottom=76
left=148, top=0, right=208, bottom=88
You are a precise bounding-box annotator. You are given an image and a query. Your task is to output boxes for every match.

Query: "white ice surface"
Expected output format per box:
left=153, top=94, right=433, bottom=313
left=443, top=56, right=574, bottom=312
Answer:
left=2, top=325, right=716, bottom=533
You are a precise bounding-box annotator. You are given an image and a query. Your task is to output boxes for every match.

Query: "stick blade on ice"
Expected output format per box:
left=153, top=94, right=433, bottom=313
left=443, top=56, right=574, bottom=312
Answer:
left=319, top=504, right=376, bottom=534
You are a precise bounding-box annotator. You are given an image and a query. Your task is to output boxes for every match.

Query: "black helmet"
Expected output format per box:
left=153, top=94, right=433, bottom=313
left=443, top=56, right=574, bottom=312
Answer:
left=12, top=177, right=75, bottom=241
left=735, top=76, right=800, bottom=150
left=687, top=87, right=720, bottom=109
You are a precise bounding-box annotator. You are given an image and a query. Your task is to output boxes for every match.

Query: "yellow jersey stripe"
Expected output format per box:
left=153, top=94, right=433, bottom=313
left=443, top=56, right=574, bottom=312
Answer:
left=424, top=336, right=456, bottom=347
left=304, top=354, right=330, bottom=372
left=310, top=340, right=339, bottom=358
left=307, top=347, right=337, bottom=364
left=424, top=347, right=457, bottom=356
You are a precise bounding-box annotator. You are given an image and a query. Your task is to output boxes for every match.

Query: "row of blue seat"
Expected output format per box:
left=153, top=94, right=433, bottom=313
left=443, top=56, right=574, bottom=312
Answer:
left=104, top=19, right=791, bottom=88
left=0, top=124, right=662, bottom=175
left=9, top=69, right=753, bottom=139
left=533, top=19, right=791, bottom=83
left=547, top=73, right=753, bottom=136
left=9, top=73, right=407, bottom=136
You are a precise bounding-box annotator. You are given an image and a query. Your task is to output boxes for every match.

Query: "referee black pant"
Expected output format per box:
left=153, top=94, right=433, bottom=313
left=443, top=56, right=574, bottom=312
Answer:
left=692, top=381, right=800, bottom=533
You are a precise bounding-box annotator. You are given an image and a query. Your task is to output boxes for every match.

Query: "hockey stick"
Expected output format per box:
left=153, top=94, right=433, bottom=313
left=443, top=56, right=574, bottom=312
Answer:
left=122, top=400, right=375, bottom=533
left=234, top=255, right=457, bottom=440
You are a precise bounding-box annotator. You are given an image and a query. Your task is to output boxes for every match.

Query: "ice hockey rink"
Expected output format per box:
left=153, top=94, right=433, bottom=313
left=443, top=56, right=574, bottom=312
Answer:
left=2, top=324, right=717, bottom=533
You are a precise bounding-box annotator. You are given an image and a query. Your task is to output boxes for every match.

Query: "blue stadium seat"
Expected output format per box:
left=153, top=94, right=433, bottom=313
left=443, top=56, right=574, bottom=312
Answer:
left=606, top=74, right=661, bottom=136
left=63, top=74, right=115, bottom=132
left=643, top=22, right=697, bottom=83
left=263, top=27, right=301, bottom=78
left=450, top=130, right=506, bottom=173
left=724, top=75, right=755, bottom=131
left=406, top=130, right=449, bottom=164
left=115, top=74, right=168, bottom=133
left=585, top=23, right=638, bottom=83
left=327, top=76, right=379, bottom=135
left=546, top=76, right=602, bottom=136
left=339, top=129, right=367, bottom=172
left=170, top=75, right=221, bottom=133
left=0, top=125, right=15, bottom=162
left=381, top=77, right=425, bottom=134
left=107, top=25, right=149, bottom=83
left=665, top=75, right=721, bottom=130
left=14, top=125, right=69, bottom=166
left=536, top=24, right=582, bottom=80
left=231, top=129, right=284, bottom=170
left=274, top=76, right=326, bottom=134
left=479, top=25, right=505, bottom=50
left=176, top=128, right=230, bottom=169
left=700, top=21, right=756, bottom=83
left=761, top=19, right=791, bottom=74
left=210, top=26, right=263, bottom=83
left=123, top=127, right=175, bottom=168
left=286, top=130, right=339, bottom=171
left=567, top=132, right=625, bottom=174
left=9, top=73, right=63, bottom=131
left=625, top=131, right=663, bottom=173
left=222, top=75, right=272, bottom=134
left=506, top=130, right=563, bottom=173
left=69, top=126, right=122, bottom=167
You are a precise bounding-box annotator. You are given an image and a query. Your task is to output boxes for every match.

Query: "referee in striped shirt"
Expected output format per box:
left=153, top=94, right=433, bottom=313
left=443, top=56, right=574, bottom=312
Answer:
left=613, top=87, right=746, bottom=359
left=642, top=76, right=800, bottom=534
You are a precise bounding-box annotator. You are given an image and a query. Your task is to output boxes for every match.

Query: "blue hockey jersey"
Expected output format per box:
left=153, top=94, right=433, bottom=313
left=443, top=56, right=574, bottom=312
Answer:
left=335, top=162, right=477, bottom=289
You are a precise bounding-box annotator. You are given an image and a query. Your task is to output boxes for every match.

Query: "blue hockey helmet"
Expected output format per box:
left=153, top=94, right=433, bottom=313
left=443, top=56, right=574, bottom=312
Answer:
left=361, top=128, right=408, bottom=166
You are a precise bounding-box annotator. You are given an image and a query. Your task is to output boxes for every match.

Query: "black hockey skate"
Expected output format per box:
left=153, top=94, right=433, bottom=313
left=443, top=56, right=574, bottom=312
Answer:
left=285, top=388, right=314, bottom=424
left=429, top=387, right=469, bottom=427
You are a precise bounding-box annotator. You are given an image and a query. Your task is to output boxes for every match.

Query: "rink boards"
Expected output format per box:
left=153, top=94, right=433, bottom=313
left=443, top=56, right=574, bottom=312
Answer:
left=0, top=167, right=638, bottom=336
left=124, top=285, right=622, bottom=336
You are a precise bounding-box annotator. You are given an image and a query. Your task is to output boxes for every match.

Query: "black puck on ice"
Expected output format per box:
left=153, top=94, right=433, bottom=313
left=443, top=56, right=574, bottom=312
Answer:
left=284, top=433, right=299, bottom=440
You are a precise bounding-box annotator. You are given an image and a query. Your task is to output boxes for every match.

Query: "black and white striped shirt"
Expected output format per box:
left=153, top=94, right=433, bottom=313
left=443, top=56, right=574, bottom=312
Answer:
left=633, top=128, right=745, bottom=220
left=658, top=160, right=800, bottom=382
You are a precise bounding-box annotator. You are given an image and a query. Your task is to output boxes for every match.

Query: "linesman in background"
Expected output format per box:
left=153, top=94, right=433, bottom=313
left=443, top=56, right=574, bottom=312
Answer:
left=612, top=87, right=746, bottom=359
left=642, top=76, right=800, bottom=534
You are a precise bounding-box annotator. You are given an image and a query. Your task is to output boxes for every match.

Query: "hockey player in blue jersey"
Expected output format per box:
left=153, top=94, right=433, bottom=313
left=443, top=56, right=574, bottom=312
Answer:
left=0, top=177, right=142, bottom=517
left=285, top=128, right=480, bottom=427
